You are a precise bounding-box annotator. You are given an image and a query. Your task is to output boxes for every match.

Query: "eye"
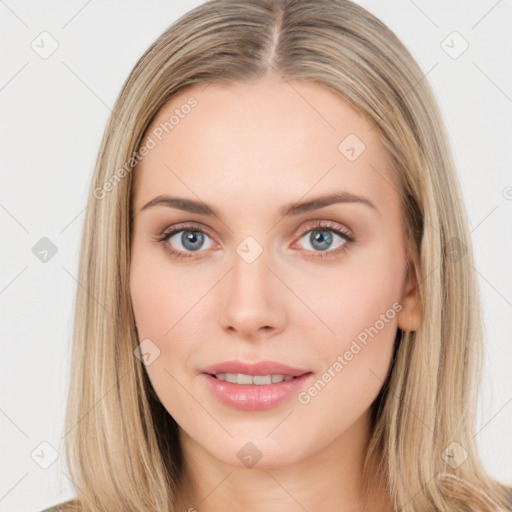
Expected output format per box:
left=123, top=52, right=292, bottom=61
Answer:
left=155, top=223, right=216, bottom=260
left=293, top=221, right=354, bottom=259
left=154, top=221, right=355, bottom=261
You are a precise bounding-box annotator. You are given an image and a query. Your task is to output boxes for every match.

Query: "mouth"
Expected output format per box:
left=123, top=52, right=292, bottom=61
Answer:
left=200, top=360, right=314, bottom=410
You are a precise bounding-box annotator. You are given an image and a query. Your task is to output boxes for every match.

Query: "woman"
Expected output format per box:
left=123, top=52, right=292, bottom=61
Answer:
left=41, top=0, right=512, bottom=510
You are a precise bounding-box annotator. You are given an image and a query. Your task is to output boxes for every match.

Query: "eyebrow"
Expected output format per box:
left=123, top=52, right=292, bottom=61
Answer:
left=138, top=191, right=377, bottom=218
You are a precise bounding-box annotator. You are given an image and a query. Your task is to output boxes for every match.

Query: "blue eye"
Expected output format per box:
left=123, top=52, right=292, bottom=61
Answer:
left=157, top=227, right=215, bottom=259
left=156, top=221, right=354, bottom=260
left=294, top=222, right=354, bottom=260
left=298, top=229, right=346, bottom=252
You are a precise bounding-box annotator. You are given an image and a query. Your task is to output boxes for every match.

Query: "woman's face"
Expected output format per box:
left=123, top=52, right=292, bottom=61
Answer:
left=130, top=75, right=420, bottom=470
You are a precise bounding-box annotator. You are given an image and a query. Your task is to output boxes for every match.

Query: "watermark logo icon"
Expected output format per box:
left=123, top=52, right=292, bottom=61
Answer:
left=236, top=236, right=264, bottom=264
left=237, top=442, right=262, bottom=468
left=441, top=441, right=468, bottom=469
left=338, top=133, right=366, bottom=161
left=134, top=338, right=161, bottom=366
left=31, top=31, right=59, bottom=59
left=31, top=441, right=59, bottom=469
left=32, top=237, right=58, bottom=263
left=445, top=236, right=467, bottom=263
left=441, top=31, right=469, bottom=59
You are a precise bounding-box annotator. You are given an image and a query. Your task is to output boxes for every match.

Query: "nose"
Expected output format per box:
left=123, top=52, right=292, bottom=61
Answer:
left=218, top=243, right=286, bottom=340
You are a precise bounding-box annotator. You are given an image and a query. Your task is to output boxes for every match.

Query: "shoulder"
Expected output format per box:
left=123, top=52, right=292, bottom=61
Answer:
left=38, top=499, right=80, bottom=512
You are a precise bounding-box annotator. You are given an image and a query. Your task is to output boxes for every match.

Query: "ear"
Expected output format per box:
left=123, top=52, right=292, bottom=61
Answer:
left=397, top=262, right=421, bottom=332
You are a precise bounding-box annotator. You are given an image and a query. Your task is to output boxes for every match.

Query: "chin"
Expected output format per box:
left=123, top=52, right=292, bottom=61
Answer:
left=198, top=429, right=314, bottom=470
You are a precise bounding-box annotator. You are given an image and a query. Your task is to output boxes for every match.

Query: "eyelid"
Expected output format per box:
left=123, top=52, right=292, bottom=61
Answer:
left=157, top=222, right=216, bottom=241
left=293, top=219, right=354, bottom=240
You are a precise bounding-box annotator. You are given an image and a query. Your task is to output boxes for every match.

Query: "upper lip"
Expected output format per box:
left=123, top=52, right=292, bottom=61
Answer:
left=202, top=360, right=311, bottom=377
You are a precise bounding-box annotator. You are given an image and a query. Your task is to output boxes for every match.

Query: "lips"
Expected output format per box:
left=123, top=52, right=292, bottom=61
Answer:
left=201, top=360, right=310, bottom=377
left=200, top=359, right=313, bottom=410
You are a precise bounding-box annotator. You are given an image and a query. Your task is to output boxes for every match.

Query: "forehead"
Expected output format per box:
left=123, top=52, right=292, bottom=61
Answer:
left=133, top=77, right=395, bottom=212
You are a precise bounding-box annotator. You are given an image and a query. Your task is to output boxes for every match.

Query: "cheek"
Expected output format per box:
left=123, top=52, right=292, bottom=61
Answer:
left=293, top=262, right=401, bottom=444
left=129, top=241, right=202, bottom=339
left=129, top=251, right=194, bottom=421
left=129, top=242, right=214, bottom=400
left=130, top=265, right=172, bottom=339
left=302, top=242, right=405, bottom=394
left=305, top=249, right=405, bottom=345
left=129, top=244, right=187, bottom=392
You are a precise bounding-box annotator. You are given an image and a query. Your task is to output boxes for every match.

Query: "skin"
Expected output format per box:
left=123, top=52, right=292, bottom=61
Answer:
left=130, top=72, right=421, bottom=512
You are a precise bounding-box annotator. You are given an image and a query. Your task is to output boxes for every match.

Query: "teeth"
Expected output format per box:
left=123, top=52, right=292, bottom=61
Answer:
left=214, top=373, right=295, bottom=385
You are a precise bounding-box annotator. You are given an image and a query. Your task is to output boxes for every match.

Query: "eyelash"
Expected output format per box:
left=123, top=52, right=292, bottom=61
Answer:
left=153, top=221, right=355, bottom=261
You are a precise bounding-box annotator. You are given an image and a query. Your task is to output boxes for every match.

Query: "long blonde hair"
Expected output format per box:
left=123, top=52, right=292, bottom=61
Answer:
left=60, top=1, right=512, bottom=510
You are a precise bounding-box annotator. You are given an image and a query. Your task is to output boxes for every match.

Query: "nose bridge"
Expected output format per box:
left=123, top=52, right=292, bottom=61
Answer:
left=218, top=234, right=284, bottom=335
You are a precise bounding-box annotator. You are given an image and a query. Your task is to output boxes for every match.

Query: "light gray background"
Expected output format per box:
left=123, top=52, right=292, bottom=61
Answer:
left=1, top=1, right=511, bottom=510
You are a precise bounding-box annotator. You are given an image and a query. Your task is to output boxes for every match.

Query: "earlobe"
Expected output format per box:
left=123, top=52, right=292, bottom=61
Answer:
left=397, top=265, right=422, bottom=332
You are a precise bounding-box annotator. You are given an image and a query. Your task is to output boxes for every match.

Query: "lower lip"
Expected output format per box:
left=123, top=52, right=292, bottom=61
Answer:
left=202, top=373, right=313, bottom=411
